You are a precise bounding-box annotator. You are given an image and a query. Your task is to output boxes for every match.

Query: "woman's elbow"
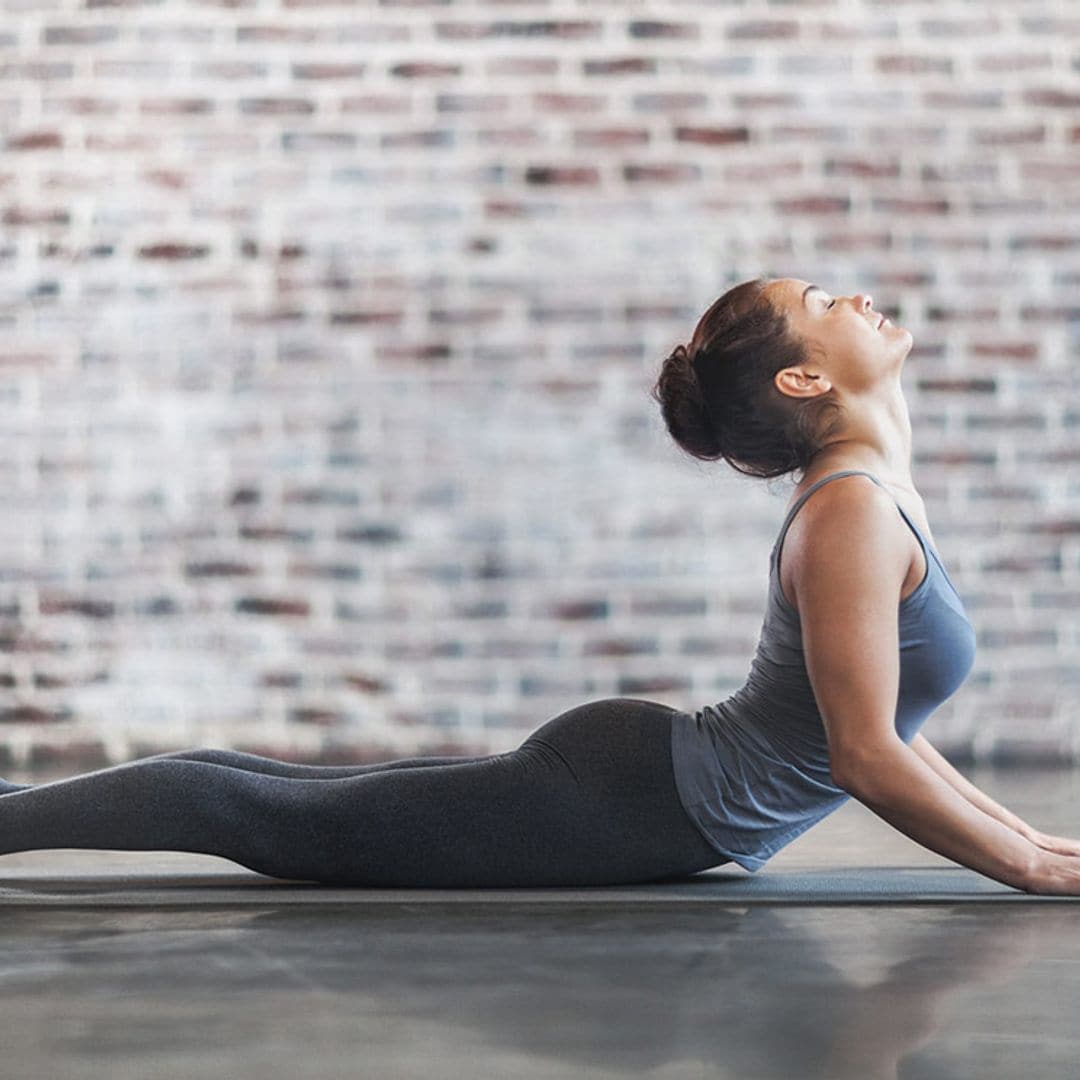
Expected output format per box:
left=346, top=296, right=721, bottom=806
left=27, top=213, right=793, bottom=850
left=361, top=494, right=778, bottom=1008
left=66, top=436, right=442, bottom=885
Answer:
left=829, top=740, right=905, bottom=795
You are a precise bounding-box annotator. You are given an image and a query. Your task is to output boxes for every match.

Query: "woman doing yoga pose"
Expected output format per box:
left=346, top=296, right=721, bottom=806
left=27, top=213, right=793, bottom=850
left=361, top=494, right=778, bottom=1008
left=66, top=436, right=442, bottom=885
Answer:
left=3, top=276, right=1079, bottom=893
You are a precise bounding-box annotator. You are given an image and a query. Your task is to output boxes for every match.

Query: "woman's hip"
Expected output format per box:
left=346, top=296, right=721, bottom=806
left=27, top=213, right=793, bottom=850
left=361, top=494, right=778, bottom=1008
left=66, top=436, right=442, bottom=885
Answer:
left=517, top=696, right=720, bottom=870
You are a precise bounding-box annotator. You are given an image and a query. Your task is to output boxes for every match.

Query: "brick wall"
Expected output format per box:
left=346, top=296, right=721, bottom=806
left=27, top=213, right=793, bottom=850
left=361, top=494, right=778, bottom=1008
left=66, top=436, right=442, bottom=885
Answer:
left=1, top=0, right=1078, bottom=774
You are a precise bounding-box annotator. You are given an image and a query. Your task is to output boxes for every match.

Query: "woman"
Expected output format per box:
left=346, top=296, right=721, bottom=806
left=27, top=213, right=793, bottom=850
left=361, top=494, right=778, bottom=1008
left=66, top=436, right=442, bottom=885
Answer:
left=2, top=276, right=1077, bottom=893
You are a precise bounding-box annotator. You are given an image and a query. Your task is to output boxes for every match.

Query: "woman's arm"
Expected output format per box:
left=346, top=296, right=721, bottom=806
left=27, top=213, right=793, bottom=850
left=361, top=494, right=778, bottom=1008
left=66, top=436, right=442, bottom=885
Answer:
left=834, top=738, right=1041, bottom=890
left=787, top=480, right=1079, bottom=870
left=910, top=732, right=1080, bottom=856
left=909, top=732, right=1030, bottom=836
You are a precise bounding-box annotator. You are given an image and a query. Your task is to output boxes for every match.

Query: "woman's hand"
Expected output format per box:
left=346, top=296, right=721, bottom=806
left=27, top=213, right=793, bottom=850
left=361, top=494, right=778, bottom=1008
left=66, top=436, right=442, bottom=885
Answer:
left=1024, top=828, right=1080, bottom=858
left=1022, top=849, right=1080, bottom=896
left=1009, top=822, right=1080, bottom=892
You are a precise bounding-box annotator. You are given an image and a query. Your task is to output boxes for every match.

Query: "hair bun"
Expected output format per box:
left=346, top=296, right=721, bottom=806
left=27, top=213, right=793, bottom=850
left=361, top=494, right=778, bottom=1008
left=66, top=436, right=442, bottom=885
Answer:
left=669, top=343, right=698, bottom=378
left=651, top=341, right=723, bottom=461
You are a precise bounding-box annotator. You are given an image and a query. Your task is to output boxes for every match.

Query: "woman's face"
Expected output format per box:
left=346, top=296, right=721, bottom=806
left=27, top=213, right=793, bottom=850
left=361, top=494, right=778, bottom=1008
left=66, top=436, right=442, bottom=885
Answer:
left=764, top=277, right=913, bottom=400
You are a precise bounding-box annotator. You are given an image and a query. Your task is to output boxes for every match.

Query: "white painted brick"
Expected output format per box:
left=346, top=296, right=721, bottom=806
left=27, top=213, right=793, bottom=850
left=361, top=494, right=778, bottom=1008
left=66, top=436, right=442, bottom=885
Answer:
left=0, top=0, right=1075, bottom=768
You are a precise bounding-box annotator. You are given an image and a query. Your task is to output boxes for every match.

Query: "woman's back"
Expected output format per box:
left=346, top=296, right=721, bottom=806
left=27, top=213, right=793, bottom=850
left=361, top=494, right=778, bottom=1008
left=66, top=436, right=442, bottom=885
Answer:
left=670, top=469, right=977, bottom=872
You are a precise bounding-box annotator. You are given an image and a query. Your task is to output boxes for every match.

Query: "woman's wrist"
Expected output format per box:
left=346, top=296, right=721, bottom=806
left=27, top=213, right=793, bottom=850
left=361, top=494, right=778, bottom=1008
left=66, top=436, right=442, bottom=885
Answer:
left=1020, top=847, right=1051, bottom=893
left=1012, top=819, right=1040, bottom=844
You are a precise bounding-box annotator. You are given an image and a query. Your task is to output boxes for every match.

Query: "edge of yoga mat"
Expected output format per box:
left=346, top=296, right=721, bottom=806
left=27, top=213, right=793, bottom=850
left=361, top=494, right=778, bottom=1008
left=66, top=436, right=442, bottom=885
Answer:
left=0, top=866, right=1077, bottom=906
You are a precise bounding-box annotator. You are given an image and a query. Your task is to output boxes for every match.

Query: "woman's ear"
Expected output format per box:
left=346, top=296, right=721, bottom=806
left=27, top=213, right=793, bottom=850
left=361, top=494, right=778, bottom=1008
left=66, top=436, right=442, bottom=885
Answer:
left=774, top=367, right=832, bottom=399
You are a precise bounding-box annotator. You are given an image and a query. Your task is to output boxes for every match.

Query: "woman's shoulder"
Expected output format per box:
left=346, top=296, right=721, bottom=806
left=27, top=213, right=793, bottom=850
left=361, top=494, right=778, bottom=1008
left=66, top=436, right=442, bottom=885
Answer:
left=780, top=469, right=893, bottom=535
left=776, top=473, right=915, bottom=617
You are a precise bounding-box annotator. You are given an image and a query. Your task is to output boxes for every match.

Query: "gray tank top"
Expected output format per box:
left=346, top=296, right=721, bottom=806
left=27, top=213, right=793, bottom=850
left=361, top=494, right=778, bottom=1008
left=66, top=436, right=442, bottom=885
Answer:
left=670, top=470, right=977, bottom=871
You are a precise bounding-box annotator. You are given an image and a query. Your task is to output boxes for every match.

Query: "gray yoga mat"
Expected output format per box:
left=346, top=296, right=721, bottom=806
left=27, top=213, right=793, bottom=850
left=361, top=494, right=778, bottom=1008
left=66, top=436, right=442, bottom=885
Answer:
left=0, top=865, right=1077, bottom=906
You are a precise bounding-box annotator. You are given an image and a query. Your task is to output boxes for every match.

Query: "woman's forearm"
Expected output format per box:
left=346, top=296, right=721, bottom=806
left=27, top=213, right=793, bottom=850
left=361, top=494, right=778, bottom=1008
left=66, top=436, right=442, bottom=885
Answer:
left=909, top=732, right=1033, bottom=838
left=835, top=739, right=1040, bottom=890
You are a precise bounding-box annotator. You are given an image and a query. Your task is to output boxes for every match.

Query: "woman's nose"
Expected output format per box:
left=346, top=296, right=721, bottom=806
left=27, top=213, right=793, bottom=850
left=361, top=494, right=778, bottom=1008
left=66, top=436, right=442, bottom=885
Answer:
left=855, top=293, right=873, bottom=312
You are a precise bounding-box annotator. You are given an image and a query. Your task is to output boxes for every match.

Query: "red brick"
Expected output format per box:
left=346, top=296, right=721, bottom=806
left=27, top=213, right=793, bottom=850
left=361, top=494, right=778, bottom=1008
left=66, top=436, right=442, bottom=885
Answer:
left=43, top=96, right=121, bottom=116
left=389, top=61, right=463, bottom=78
left=582, top=58, right=656, bottom=77
left=1009, top=233, right=1080, bottom=251
left=435, top=20, right=601, bottom=41
left=876, top=54, right=954, bottom=75
left=971, top=123, right=1046, bottom=146
left=380, top=129, right=453, bottom=148
left=138, top=243, right=211, bottom=260
left=873, top=196, right=951, bottom=214
left=340, top=94, right=412, bottom=114
left=483, top=197, right=548, bottom=218
left=27, top=740, right=109, bottom=769
left=42, top=25, right=121, bottom=45
left=533, top=92, right=606, bottom=114
left=1, top=206, right=70, bottom=226
left=726, top=20, right=799, bottom=40
left=674, top=125, right=749, bottom=146
left=923, top=90, right=1002, bottom=110
left=329, top=307, right=408, bottom=326
left=194, top=61, right=268, bottom=79
left=0, top=704, right=72, bottom=724
left=583, top=637, right=658, bottom=657
left=732, top=92, right=801, bottom=109
left=816, top=231, right=892, bottom=253
left=617, top=675, right=693, bottom=694
left=974, top=52, right=1053, bottom=73
left=1024, top=88, right=1080, bottom=108
left=261, top=671, right=304, bottom=689
left=287, top=707, right=345, bottom=727
left=291, top=63, right=367, bottom=79
left=545, top=599, right=609, bottom=621
left=436, top=93, right=510, bottom=113
left=525, top=165, right=601, bottom=186
left=968, top=341, right=1039, bottom=362
left=375, top=342, right=452, bottom=366
left=632, top=92, right=708, bottom=113
left=918, top=16, right=1003, bottom=38
left=236, top=597, right=312, bottom=617
left=572, top=127, right=651, bottom=148
left=84, top=131, right=166, bottom=151
left=623, top=163, right=699, bottom=184
left=1025, top=518, right=1080, bottom=538
left=138, top=98, right=215, bottom=115
left=485, top=57, right=559, bottom=77
left=239, top=97, right=316, bottom=115
left=775, top=195, right=851, bottom=214
left=139, top=168, right=190, bottom=190
left=628, top=20, right=698, bottom=40
left=1021, top=159, right=1080, bottom=182
left=925, top=304, right=1001, bottom=324
left=915, top=380, right=997, bottom=397
left=0, top=61, right=74, bottom=81
left=39, top=596, right=115, bottom=619
left=5, top=130, right=62, bottom=150
left=185, top=560, right=259, bottom=578
left=340, top=673, right=392, bottom=694
left=236, top=25, right=321, bottom=43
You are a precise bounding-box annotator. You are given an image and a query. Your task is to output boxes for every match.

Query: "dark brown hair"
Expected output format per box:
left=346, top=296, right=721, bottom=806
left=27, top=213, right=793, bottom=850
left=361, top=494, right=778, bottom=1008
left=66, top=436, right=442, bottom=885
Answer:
left=650, top=277, right=846, bottom=481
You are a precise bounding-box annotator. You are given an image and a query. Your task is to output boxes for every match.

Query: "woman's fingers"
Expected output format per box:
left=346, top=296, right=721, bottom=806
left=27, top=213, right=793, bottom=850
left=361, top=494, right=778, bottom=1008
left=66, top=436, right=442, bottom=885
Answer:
left=1025, top=850, right=1080, bottom=895
left=1033, top=831, right=1080, bottom=857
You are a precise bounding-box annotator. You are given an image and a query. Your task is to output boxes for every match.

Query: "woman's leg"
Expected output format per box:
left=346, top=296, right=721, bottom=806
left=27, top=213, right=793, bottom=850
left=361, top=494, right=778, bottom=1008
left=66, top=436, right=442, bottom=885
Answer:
left=0, top=750, right=498, bottom=792
left=0, top=697, right=724, bottom=887
left=142, top=748, right=499, bottom=778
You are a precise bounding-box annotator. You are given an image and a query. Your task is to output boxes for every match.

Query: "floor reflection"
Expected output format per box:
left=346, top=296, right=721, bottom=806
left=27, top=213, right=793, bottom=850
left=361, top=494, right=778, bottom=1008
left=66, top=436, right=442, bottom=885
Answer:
left=2, top=902, right=1078, bottom=1079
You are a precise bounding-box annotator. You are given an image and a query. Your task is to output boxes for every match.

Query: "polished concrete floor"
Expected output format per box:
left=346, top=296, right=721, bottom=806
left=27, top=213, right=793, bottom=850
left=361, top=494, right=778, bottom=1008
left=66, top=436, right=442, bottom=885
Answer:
left=1, top=766, right=1078, bottom=1079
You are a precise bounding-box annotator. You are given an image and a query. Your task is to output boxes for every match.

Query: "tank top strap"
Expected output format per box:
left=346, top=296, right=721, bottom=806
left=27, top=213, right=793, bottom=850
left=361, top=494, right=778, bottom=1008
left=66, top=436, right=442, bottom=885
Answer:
left=773, top=470, right=884, bottom=561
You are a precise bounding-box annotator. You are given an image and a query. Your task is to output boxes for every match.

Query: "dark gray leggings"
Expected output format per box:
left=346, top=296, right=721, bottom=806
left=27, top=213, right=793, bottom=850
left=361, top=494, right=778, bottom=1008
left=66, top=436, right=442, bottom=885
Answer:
left=0, top=697, right=725, bottom=887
